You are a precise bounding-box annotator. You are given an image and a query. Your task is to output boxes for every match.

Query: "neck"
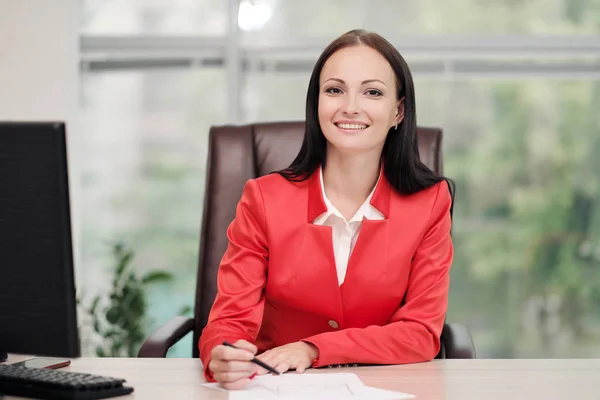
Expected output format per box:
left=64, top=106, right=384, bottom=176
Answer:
left=322, top=147, right=382, bottom=204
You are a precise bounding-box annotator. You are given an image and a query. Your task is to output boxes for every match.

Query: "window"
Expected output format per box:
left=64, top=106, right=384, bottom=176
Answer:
left=417, top=80, right=600, bottom=357
left=79, top=0, right=600, bottom=358
left=81, top=0, right=227, bottom=35
left=79, top=68, right=226, bottom=356
left=238, top=0, right=599, bottom=37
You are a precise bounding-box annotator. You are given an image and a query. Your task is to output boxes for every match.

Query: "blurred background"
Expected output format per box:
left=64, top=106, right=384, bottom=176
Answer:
left=2, top=0, right=599, bottom=359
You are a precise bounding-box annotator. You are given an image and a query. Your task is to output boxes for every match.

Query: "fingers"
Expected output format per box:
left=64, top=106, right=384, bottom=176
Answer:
left=259, top=351, right=292, bottom=374
left=255, top=350, right=275, bottom=375
left=209, top=358, right=257, bottom=389
left=213, top=370, right=255, bottom=384
left=233, top=339, right=258, bottom=355
left=221, top=378, right=252, bottom=391
left=209, top=342, right=259, bottom=389
left=256, top=366, right=270, bottom=375
left=212, top=344, right=255, bottom=362
left=274, top=361, right=291, bottom=374
left=211, top=360, right=256, bottom=375
left=269, top=353, right=309, bottom=374
left=289, top=359, right=310, bottom=374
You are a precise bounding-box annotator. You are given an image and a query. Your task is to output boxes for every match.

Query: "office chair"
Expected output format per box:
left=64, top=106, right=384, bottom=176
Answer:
left=138, top=121, right=476, bottom=360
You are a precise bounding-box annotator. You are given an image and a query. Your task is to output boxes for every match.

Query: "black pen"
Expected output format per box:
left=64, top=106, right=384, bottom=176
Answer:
left=222, top=341, right=280, bottom=375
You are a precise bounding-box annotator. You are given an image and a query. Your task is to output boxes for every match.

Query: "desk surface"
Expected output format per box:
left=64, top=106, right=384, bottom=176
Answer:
left=3, top=355, right=600, bottom=399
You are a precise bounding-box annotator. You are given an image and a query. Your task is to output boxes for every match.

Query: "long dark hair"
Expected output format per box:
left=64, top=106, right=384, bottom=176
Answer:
left=277, top=29, right=455, bottom=215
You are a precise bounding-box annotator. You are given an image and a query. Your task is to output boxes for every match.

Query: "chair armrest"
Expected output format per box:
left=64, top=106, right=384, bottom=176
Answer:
left=441, top=322, right=476, bottom=359
left=138, top=316, right=195, bottom=358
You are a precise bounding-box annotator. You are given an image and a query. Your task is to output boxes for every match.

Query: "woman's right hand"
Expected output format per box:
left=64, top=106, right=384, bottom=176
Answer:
left=208, top=340, right=259, bottom=390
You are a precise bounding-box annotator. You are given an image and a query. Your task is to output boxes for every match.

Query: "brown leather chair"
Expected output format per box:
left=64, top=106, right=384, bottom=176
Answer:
left=138, top=121, right=476, bottom=360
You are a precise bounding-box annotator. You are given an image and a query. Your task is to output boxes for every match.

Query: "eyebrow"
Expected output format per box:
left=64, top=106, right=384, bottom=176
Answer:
left=323, top=78, right=387, bottom=87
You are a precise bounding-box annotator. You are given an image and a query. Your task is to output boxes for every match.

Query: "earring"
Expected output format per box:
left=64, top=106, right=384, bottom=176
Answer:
left=395, top=122, right=398, bottom=130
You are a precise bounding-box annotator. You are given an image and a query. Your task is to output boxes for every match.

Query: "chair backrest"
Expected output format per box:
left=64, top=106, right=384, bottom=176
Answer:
left=192, top=121, right=443, bottom=357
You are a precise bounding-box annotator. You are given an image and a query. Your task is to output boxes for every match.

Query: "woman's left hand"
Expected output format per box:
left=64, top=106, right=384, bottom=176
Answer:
left=256, top=341, right=319, bottom=374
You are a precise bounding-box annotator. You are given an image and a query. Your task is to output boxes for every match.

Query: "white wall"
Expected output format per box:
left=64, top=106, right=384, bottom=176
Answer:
left=0, top=0, right=82, bottom=279
left=0, top=0, right=78, bottom=121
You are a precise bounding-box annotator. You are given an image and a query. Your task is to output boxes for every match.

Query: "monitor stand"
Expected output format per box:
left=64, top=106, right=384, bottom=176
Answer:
left=0, top=351, right=7, bottom=363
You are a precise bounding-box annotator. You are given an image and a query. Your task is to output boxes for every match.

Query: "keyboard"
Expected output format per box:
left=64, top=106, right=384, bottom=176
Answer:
left=0, top=364, right=134, bottom=399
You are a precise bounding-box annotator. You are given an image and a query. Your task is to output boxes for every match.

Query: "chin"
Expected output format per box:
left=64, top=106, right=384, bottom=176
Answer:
left=327, top=140, right=374, bottom=155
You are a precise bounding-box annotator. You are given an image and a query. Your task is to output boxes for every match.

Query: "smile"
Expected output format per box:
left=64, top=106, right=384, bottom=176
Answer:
left=335, top=122, right=369, bottom=130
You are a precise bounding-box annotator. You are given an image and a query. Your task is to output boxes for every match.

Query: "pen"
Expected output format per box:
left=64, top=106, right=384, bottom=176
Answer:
left=222, top=341, right=280, bottom=375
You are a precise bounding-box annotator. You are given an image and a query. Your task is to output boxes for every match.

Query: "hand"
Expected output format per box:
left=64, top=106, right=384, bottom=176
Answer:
left=208, top=340, right=258, bottom=390
left=256, top=341, right=319, bottom=375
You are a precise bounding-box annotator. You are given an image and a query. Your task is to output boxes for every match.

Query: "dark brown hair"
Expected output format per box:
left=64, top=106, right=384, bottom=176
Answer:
left=278, top=29, right=454, bottom=212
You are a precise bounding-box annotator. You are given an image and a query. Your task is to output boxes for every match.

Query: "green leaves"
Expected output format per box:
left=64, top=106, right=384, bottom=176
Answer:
left=178, top=305, right=192, bottom=316
left=81, top=241, right=184, bottom=358
left=105, top=307, right=121, bottom=325
left=141, top=271, right=173, bottom=285
left=447, top=80, right=600, bottom=356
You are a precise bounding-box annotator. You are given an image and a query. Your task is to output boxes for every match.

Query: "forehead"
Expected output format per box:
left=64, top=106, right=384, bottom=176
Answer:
left=320, top=45, right=395, bottom=84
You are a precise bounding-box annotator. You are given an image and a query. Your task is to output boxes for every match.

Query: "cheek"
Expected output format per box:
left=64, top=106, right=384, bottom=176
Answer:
left=364, top=103, right=394, bottom=124
left=318, top=96, right=337, bottom=121
left=318, top=100, right=341, bottom=134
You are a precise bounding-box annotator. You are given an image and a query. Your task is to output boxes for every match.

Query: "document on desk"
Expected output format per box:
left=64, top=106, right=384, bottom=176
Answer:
left=201, top=372, right=415, bottom=400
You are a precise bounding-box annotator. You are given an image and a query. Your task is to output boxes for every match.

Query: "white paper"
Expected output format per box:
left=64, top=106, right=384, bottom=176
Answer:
left=201, top=372, right=415, bottom=400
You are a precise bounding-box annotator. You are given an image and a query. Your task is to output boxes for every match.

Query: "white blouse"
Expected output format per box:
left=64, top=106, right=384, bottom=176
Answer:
left=312, top=168, right=384, bottom=286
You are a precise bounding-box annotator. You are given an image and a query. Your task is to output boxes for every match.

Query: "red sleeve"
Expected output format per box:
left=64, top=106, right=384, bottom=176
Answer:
left=303, top=181, right=453, bottom=367
left=198, top=179, right=268, bottom=381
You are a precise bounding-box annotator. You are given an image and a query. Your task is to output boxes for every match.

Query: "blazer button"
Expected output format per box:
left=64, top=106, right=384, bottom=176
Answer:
left=328, top=320, right=339, bottom=329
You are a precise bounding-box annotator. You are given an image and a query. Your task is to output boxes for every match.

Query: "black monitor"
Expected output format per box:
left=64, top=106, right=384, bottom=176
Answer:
left=0, top=122, right=80, bottom=363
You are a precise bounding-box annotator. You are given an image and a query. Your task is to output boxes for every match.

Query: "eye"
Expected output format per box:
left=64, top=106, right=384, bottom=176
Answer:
left=325, top=87, right=343, bottom=95
left=365, top=89, right=383, bottom=97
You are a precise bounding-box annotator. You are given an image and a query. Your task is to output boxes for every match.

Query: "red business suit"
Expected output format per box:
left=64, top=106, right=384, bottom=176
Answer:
left=199, top=167, right=453, bottom=374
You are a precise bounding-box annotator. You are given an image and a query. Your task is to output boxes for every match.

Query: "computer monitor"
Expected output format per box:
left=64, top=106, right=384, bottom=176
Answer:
left=0, top=122, right=80, bottom=363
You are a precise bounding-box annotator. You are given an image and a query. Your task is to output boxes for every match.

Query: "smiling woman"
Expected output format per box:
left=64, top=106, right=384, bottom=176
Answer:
left=318, top=46, right=401, bottom=163
left=79, top=0, right=600, bottom=370
left=199, top=29, right=456, bottom=390
left=279, top=29, right=454, bottom=200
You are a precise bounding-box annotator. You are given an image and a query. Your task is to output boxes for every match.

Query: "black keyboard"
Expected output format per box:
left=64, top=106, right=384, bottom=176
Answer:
left=0, top=364, right=134, bottom=399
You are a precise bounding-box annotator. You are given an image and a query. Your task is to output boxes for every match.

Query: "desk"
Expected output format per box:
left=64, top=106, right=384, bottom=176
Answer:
left=3, top=355, right=600, bottom=399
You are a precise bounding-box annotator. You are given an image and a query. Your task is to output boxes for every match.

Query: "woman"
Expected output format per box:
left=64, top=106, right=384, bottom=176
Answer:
left=199, top=29, right=455, bottom=389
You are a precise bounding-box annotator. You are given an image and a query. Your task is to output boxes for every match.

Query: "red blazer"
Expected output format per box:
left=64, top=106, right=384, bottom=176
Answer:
left=199, top=168, right=453, bottom=375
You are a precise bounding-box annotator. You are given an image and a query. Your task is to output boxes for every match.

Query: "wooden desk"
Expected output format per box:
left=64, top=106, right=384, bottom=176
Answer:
left=3, top=355, right=600, bottom=399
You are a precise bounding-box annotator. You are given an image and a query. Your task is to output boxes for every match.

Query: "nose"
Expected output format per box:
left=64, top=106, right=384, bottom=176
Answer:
left=342, top=93, right=360, bottom=115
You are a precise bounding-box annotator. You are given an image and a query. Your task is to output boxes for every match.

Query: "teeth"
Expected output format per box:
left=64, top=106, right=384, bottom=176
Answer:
left=337, top=123, right=368, bottom=130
